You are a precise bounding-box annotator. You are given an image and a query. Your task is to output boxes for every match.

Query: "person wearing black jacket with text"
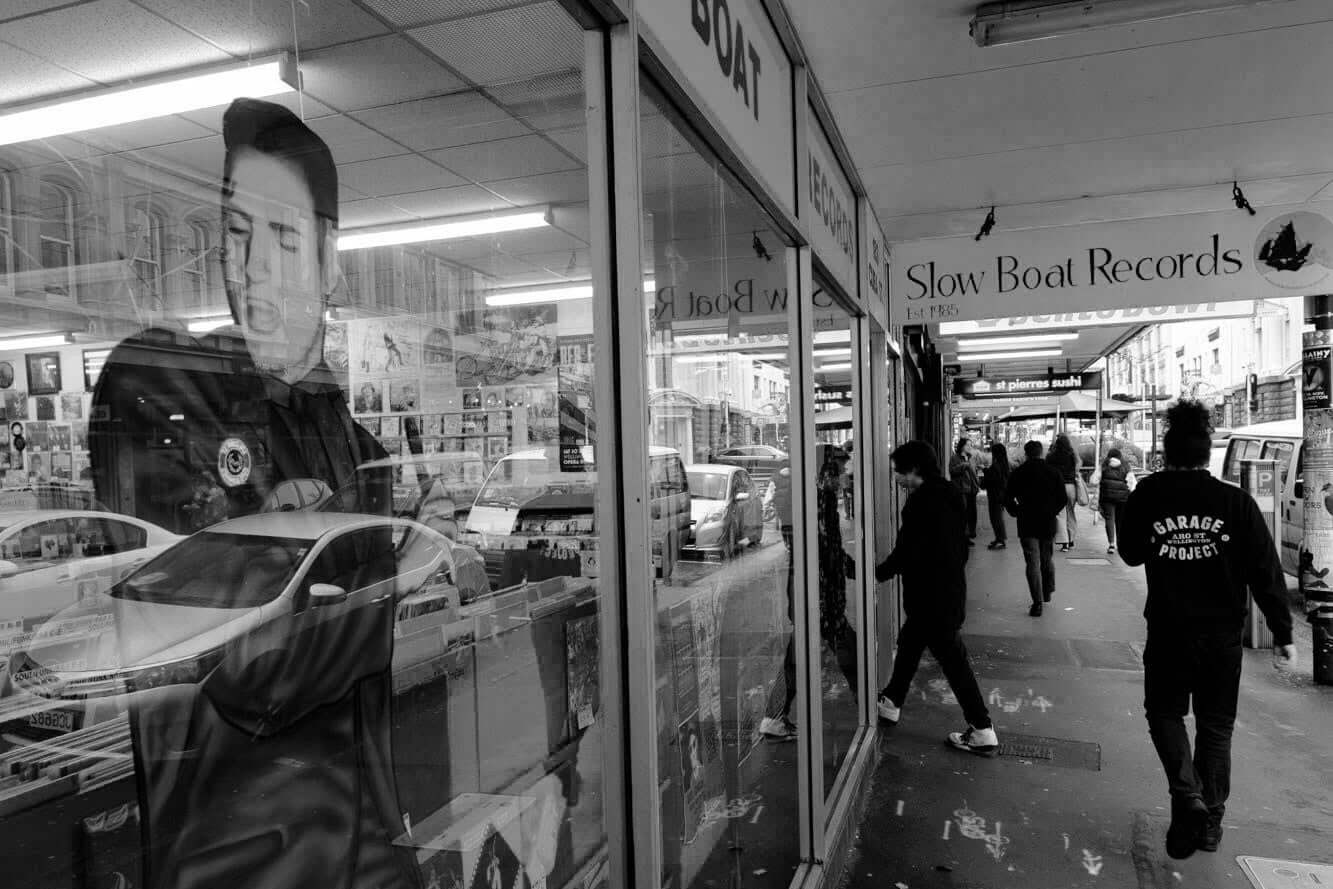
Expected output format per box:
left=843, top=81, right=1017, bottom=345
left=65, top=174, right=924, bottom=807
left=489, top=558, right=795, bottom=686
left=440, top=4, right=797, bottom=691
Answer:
left=1004, top=441, right=1067, bottom=616
left=1118, top=400, right=1296, bottom=860
left=875, top=440, right=997, bottom=756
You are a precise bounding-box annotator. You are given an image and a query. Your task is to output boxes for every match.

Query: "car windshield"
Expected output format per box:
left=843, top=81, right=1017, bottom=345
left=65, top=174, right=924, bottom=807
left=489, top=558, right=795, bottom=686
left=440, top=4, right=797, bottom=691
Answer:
left=111, top=532, right=311, bottom=609
left=688, top=472, right=730, bottom=500
left=474, top=455, right=596, bottom=508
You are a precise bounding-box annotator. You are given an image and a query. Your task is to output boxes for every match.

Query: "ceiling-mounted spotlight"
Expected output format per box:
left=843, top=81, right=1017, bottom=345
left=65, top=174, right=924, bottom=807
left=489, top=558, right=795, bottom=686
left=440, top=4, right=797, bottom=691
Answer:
left=970, top=0, right=1288, bottom=48
left=975, top=206, right=996, bottom=242
left=752, top=232, right=773, bottom=262
left=1232, top=181, right=1256, bottom=216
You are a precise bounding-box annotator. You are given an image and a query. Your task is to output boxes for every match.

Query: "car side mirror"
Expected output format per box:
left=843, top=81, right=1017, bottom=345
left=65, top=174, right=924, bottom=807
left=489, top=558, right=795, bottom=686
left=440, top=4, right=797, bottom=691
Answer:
left=309, top=583, right=348, bottom=607
left=0, top=560, right=18, bottom=578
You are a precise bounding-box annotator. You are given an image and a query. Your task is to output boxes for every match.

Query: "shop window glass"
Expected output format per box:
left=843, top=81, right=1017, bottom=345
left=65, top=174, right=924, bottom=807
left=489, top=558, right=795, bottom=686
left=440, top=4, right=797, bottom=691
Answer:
left=640, top=84, right=800, bottom=889
left=0, top=4, right=606, bottom=888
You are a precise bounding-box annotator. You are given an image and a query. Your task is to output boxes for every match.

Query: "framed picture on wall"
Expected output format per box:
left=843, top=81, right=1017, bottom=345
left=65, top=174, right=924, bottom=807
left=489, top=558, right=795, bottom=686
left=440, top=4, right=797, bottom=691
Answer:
left=0, top=361, right=12, bottom=389
left=26, top=352, right=62, bottom=395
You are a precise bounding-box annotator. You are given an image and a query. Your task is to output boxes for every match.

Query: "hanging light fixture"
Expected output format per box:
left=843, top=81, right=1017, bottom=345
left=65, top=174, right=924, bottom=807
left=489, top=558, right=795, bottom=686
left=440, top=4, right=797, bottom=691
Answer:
left=971, top=0, right=1287, bottom=47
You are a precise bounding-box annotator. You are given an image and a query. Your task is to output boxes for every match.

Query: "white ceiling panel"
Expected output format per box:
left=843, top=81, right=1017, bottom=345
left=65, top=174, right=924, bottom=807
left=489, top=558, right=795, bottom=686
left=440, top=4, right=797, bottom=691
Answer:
left=409, top=3, right=582, bottom=89
left=487, top=225, right=583, bottom=256
left=339, top=197, right=420, bottom=228
left=338, top=153, right=466, bottom=197
left=488, top=70, right=585, bottom=131
left=386, top=183, right=511, bottom=217
left=179, top=94, right=336, bottom=131
left=426, top=134, right=580, bottom=182
left=482, top=169, right=588, bottom=206
left=0, top=0, right=229, bottom=83
left=1, top=0, right=93, bottom=25
left=0, top=40, right=95, bottom=106
left=306, top=114, right=408, bottom=164
left=545, top=127, right=588, bottom=164
left=130, top=0, right=390, bottom=56
left=350, top=91, right=527, bottom=151
left=301, top=35, right=466, bottom=111
left=74, top=117, right=218, bottom=155
left=360, top=0, right=529, bottom=28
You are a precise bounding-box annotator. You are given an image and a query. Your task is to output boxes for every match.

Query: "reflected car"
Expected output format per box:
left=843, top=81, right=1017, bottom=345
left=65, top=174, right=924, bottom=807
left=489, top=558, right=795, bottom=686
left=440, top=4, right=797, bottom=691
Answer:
left=683, top=464, right=765, bottom=559
left=713, top=445, right=789, bottom=484
left=4, top=513, right=487, bottom=738
left=0, top=510, right=183, bottom=627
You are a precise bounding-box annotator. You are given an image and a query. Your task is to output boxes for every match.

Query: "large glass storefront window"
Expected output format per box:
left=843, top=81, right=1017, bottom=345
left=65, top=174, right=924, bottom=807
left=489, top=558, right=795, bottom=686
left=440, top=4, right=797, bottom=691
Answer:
left=640, top=87, right=800, bottom=889
left=0, top=4, right=607, bottom=888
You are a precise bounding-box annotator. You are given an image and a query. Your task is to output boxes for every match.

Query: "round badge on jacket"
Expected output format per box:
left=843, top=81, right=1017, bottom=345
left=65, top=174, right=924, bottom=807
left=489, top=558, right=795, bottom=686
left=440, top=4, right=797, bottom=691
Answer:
left=218, top=437, right=253, bottom=487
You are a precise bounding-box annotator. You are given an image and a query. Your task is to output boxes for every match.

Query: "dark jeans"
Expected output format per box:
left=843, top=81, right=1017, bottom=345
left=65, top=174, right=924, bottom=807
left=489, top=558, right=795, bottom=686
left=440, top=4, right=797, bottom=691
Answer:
left=881, top=619, right=991, bottom=730
left=1101, top=500, right=1123, bottom=546
left=1019, top=536, right=1055, bottom=605
left=1144, top=629, right=1243, bottom=817
left=963, top=492, right=978, bottom=538
left=987, top=494, right=1008, bottom=542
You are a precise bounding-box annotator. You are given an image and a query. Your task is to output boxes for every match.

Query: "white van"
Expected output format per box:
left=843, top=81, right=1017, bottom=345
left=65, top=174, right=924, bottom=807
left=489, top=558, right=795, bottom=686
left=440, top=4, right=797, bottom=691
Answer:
left=1218, top=419, right=1302, bottom=575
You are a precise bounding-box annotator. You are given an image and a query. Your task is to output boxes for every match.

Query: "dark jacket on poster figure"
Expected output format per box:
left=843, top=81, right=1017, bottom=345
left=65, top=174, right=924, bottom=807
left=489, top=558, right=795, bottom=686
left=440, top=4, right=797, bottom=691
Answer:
left=1118, top=470, right=1293, bottom=645
left=875, top=476, right=969, bottom=629
left=1004, top=456, right=1067, bottom=539
left=90, top=329, right=416, bottom=889
left=1098, top=457, right=1133, bottom=505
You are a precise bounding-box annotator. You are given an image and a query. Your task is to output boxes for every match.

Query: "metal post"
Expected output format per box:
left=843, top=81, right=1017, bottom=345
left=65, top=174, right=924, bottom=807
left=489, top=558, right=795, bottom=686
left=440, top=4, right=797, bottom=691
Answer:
left=1240, top=459, right=1278, bottom=649
left=1151, top=392, right=1159, bottom=470
left=1302, top=294, right=1333, bottom=683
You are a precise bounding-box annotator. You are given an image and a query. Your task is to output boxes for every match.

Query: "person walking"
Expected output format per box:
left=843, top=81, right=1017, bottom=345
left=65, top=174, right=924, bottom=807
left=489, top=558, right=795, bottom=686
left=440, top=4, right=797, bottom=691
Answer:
left=1117, top=400, right=1295, bottom=859
left=1004, top=440, right=1067, bottom=616
left=1093, top=447, right=1135, bottom=555
left=949, top=438, right=980, bottom=545
left=874, top=441, right=998, bottom=756
left=981, top=443, right=1011, bottom=550
left=1047, top=433, right=1081, bottom=551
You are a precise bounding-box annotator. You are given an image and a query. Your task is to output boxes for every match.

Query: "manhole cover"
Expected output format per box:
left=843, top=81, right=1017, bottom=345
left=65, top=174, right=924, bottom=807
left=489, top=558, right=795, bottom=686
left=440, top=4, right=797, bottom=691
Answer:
left=1068, top=557, right=1111, bottom=565
left=995, top=732, right=1100, bottom=770
left=1238, top=856, right=1333, bottom=889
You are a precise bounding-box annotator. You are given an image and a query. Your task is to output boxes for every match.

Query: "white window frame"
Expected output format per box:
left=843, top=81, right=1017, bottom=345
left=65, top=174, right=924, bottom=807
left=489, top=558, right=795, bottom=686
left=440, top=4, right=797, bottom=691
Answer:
left=0, top=173, right=13, bottom=292
left=130, top=203, right=165, bottom=308
left=39, top=180, right=76, bottom=298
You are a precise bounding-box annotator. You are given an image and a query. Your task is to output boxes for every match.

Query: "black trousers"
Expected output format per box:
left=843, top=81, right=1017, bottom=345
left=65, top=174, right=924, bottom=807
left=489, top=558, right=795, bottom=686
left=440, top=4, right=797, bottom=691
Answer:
left=987, top=494, right=1008, bottom=542
left=1143, top=628, right=1243, bottom=817
left=1019, top=536, right=1055, bottom=605
left=881, top=618, right=991, bottom=730
left=1101, top=500, right=1123, bottom=546
left=963, top=492, right=978, bottom=538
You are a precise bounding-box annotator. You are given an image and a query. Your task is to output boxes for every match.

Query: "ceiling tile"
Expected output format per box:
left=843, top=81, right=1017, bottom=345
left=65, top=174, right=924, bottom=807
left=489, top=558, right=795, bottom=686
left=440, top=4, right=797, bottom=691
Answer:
left=1, top=0, right=229, bottom=83
left=338, top=153, right=466, bottom=197
left=301, top=35, right=466, bottom=112
left=350, top=91, right=527, bottom=151
left=386, top=183, right=511, bottom=217
left=0, top=40, right=95, bottom=106
left=360, top=0, right=528, bottom=28
left=179, top=93, right=336, bottom=131
left=306, top=114, right=408, bottom=164
left=75, top=116, right=217, bottom=154
left=409, top=2, right=582, bottom=88
left=131, top=0, right=390, bottom=55
left=426, top=134, right=579, bottom=182
left=339, top=196, right=419, bottom=228
left=482, top=169, right=587, bottom=206
left=1, top=0, right=93, bottom=25
left=545, top=127, right=587, bottom=164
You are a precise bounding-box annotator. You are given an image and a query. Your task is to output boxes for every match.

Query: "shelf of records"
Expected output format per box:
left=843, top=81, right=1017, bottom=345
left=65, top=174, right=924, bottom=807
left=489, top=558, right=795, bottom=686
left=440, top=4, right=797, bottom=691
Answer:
left=352, top=386, right=562, bottom=463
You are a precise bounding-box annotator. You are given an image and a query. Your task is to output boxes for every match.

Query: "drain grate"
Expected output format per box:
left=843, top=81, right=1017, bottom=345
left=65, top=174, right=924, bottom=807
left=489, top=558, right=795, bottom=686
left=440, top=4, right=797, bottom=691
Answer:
left=995, top=732, right=1101, bottom=771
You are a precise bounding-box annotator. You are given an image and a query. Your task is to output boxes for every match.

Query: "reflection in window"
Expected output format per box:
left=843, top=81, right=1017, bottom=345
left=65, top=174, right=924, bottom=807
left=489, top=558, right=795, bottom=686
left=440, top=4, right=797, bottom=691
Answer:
left=183, top=220, right=213, bottom=306
left=130, top=204, right=165, bottom=309
left=39, top=180, right=75, bottom=297
left=0, top=173, right=12, bottom=286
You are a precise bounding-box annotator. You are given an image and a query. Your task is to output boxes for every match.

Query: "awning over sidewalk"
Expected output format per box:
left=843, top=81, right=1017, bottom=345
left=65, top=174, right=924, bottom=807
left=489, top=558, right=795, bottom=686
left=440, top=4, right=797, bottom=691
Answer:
left=999, top=392, right=1144, bottom=421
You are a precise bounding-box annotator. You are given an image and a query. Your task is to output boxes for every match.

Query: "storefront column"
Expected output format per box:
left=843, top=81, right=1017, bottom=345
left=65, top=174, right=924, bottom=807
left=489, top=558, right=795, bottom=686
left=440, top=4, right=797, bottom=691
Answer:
left=1301, top=294, right=1333, bottom=684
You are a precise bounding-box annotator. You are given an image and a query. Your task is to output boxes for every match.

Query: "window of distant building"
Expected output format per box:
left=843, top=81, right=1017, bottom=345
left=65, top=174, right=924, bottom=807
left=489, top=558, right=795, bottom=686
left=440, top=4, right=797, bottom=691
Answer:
left=39, top=180, right=76, bottom=297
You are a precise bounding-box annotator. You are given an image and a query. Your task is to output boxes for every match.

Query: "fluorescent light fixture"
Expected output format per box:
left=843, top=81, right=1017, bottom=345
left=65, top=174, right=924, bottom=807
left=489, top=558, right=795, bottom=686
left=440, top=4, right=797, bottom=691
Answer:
left=0, top=56, right=297, bottom=148
left=747, top=352, right=790, bottom=361
left=957, top=348, right=1063, bottom=362
left=339, top=207, right=551, bottom=251
left=814, top=330, right=851, bottom=345
left=955, top=333, right=1079, bottom=349
left=0, top=333, right=74, bottom=350
left=675, top=354, right=727, bottom=364
left=187, top=316, right=232, bottom=334
left=486, top=282, right=591, bottom=307
left=814, top=348, right=851, bottom=358
left=939, top=302, right=1253, bottom=335
left=970, top=0, right=1284, bottom=48
left=817, top=363, right=853, bottom=372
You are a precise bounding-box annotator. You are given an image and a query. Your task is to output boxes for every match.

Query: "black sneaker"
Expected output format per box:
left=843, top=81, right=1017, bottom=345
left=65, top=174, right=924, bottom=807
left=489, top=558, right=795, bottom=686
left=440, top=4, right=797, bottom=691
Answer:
left=1198, top=812, right=1223, bottom=852
left=1029, top=604, right=1043, bottom=617
left=1166, top=796, right=1208, bottom=860
left=1043, top=591, right=1053, bottom=603
left=987, top=540, right=1006, bottom=550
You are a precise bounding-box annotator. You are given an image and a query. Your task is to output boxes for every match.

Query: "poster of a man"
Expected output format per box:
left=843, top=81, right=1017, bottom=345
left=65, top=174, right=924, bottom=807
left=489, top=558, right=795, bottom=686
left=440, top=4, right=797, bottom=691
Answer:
left=355, top=380, right=384, bottom=413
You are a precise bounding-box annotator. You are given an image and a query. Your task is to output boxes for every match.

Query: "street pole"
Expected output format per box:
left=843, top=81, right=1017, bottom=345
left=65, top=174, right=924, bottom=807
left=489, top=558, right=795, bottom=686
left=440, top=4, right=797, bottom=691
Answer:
left=1302, top=294, right=1333, bottom=683
left=1150, top=392, right=1158, bottom=470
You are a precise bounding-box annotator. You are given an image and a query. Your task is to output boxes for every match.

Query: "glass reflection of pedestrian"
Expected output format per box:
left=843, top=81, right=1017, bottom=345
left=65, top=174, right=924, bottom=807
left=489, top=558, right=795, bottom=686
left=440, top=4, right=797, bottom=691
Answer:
left=90, top=98, right=407, bottom=889
left=982, top=443, right=1010, bottom=550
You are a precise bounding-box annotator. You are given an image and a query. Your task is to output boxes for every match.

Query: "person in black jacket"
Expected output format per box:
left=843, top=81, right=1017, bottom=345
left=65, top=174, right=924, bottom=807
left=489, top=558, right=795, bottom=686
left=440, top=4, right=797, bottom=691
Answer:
left=1004, top=440, right=1067, bottom=616
left=875, top=440, right=997, bottom=756
left=982, top=443, right=1011, bottom=549
left=1118, top=400, right=1296, bottom=860
left=949, top=438, right=980, bottom=543
left=1094, top=447, right=1135, bottom=555
left=1047, top=433, right=1081, bottom=550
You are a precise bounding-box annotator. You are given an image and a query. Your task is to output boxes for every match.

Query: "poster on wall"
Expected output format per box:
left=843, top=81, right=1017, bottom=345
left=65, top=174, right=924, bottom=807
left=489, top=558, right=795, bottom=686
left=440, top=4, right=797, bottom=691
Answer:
left=355, top=318, right=421, bottom=374
left=353, top=381, right=384, bottom=414
left=456, top=305, right=557, bottom=388
left=1303, top=341, right=1332, bottom=410
left=26, top=352, right=61, bottom=395
left=2, top=390, right=26, bottom=420
left=61, top=393, right=83, bottom=420
left=565, top=614, right=599, bottom=731
left=324, top=322, right=349, bottom=372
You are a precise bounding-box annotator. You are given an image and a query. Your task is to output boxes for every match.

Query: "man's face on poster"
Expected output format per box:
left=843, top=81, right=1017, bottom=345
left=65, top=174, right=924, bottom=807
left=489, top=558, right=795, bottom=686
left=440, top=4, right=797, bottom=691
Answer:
left=224, top=147, right=337, bottom=381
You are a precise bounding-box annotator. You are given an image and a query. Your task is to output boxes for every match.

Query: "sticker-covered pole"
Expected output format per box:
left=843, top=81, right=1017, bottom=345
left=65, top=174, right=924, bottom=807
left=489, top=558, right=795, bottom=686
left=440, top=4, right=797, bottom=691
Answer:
left=1301, top=293, right=1333, bottom=684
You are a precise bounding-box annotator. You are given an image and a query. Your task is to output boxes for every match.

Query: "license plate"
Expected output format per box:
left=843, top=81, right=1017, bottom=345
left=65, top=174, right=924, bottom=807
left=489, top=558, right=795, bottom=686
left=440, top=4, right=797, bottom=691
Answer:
left=27, top=709, right=77, bottom=733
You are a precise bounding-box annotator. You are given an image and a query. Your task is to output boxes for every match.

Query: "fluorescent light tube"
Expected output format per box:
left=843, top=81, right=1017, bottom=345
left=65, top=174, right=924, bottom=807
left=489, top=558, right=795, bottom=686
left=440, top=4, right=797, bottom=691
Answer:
left=0, top=56, right=297, bottom=147
left=971, top=0, right=1285, bottom=47
left=0, top=333, right=73, bottom=350
left=485, top=283, right=591, bottom=307
left=955, top=333, right=1079, bottom=349
left=957, top=348, right=1063, bottom=361
left=817, top=363, right=853, bottom=372
left=339, top=208, right=551, bottom=251
left=814, top=330, right=851, bottom=345
left=187, top=318, right=233, bottom=334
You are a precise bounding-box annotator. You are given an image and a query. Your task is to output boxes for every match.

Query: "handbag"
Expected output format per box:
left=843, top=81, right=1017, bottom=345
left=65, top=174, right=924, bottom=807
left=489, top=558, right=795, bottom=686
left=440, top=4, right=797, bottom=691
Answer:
left=1075, top=473, right=1090, bottom=507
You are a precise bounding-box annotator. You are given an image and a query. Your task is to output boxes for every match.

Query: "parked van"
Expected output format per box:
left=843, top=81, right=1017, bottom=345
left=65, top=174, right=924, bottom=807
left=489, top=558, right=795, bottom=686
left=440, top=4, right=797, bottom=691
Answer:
left=461, top=445, right=690, bottom=588
left=1219, top=419, right=1302, bottom=575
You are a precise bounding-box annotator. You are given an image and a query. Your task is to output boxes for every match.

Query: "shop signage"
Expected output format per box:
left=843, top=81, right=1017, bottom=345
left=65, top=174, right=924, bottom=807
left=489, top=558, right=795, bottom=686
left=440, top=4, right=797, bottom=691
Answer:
left=639, top=0, right=795, bottom=211
left=954, top=371, right=1103, bottom=399
left=807, top=111, right=856, bottom=296
left=861, top=203, right=888, bottom=325
left=937, top=301, right=1254, bottom=335
left=892, top=201, right=1333, bottom=324
left=1303, top=340, right=1332, bottom=411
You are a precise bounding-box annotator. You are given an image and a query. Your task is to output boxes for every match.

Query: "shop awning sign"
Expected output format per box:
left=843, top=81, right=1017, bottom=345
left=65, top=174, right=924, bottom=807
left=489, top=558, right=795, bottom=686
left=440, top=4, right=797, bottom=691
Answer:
left=954, top=371, right=1103, bottom=398
left=807, top=109, right=857, bottom=297
left=891, top=200, right=1333, bottom=324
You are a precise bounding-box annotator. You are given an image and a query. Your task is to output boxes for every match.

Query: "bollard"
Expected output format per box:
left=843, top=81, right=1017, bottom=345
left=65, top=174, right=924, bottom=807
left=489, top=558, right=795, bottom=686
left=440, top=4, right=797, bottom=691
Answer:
left=1240, top=460, right=1278, bottom=649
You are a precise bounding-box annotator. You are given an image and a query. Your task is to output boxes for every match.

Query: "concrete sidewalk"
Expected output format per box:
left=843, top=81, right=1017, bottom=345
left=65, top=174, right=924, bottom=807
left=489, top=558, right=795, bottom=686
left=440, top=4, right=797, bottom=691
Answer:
left=840, top=497, right=1333, bottom=889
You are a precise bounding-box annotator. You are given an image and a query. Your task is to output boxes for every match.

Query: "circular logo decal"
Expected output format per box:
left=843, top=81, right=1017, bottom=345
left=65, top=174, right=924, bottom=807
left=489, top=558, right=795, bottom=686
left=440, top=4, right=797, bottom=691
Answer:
left=218, top=437, right=252, bottom=487
left=1255, top=211, right=1333, bottom=290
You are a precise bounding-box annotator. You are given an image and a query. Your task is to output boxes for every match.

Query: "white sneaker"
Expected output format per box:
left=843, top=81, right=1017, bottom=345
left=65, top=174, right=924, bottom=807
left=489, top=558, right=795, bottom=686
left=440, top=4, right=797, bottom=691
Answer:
left=759, top=716, right=797, bottom=741
left=946, top=725, right=999, bottom=757
left=876, top=695, right=900, bottom=724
